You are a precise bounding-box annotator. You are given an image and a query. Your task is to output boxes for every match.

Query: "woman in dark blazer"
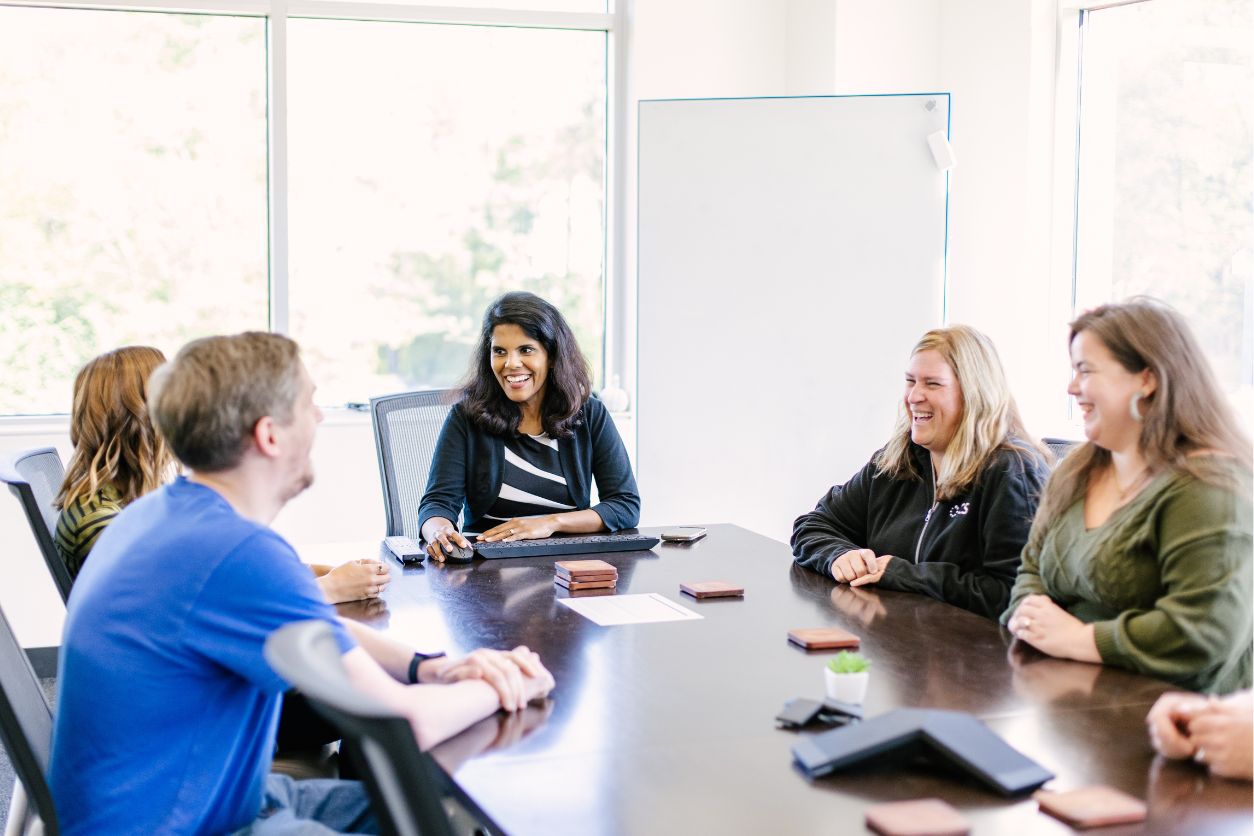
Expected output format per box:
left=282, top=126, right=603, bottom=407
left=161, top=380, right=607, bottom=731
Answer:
left=420, top=291, right=639, bottom=560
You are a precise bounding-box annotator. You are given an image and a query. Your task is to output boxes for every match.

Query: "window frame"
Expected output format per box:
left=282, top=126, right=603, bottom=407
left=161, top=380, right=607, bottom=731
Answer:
left=1044, top=0, right=1159, bottom=434
left=0, top=0, right=623, bottom=416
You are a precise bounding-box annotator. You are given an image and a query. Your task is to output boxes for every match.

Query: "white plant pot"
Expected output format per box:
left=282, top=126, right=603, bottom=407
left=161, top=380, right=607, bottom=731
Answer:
left=824, top=668, right=869, bottom=704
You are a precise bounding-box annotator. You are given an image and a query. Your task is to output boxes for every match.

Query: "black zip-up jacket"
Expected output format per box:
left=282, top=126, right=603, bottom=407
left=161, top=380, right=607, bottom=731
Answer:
left=791, top=440, right=1048, bottom=619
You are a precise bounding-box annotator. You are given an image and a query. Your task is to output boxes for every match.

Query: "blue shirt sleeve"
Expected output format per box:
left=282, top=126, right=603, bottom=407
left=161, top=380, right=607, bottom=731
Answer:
left=183, top=529, right=355, bottom=694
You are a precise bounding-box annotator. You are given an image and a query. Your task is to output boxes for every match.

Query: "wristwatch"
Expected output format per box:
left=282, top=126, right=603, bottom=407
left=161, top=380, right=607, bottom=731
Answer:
left=408, top=650, right=447, bottom=684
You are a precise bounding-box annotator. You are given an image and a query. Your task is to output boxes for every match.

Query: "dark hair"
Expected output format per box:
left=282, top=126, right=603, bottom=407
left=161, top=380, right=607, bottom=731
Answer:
left=149, top=332, right=304, bottom=472
left=460, top=292, right=592, bottom=439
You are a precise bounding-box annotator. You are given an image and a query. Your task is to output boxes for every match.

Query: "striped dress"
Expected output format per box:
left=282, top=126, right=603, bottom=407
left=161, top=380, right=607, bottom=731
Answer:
left=55, top=484, right=124, bottom=580
left=469, top=433, right=575, bottom=532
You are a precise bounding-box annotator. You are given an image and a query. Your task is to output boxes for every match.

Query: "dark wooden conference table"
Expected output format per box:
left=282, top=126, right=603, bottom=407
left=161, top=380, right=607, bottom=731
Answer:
left=322, top=525, right=1252, bottom=836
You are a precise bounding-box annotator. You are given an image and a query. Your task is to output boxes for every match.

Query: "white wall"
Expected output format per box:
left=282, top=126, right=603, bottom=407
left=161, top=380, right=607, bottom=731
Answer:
left=939, top=0, right=1072, bottom=439
left=813, top=0, right=1071, bottom=439
left=785, top=1, right=837, bottom=94
left=631, top=0, right=790, bottom=99
left=833, top=0, right=942, bottom=94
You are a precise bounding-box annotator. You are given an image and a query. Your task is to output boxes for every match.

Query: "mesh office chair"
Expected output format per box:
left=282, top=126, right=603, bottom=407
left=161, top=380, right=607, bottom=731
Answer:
left=1042, top=437, right=1080, bottom=463
left=0, top=601, right=59, bottom=836
left=370, top=390, right=459, bottom=540
left=263, top=621, right=456, bottom=836
left=0, top=449, right=72, bottom=603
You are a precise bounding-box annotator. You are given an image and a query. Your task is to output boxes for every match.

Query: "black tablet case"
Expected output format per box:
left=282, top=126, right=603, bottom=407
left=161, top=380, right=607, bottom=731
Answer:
left=791, top=708, right=1054, bottom=796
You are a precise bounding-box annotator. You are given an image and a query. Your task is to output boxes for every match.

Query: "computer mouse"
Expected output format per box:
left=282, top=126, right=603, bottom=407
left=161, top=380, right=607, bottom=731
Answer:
left=440, top=541, right=475, bottom=563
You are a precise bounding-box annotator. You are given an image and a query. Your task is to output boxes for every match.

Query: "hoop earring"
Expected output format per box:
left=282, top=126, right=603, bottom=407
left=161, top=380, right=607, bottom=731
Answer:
left=1130, top=392, right=1145, bottom=422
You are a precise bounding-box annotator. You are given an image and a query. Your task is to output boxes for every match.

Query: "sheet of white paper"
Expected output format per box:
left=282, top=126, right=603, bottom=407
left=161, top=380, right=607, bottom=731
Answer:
left=558, top=593, right=703, bottom=626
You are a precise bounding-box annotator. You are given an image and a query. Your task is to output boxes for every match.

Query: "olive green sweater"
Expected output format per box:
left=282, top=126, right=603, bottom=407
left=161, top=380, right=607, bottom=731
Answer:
left=1003, top=461, right=1252, bottom=693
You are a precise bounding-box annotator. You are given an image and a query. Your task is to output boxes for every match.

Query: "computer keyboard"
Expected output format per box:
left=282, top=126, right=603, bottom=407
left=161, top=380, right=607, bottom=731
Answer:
left=473, top=533, right=661, bottom=560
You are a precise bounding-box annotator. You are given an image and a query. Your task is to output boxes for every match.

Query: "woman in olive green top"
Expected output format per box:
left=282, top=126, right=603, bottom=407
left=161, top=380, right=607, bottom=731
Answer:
left=1003, top=299, right=1252, bottom=693
left=55, top=346, right=174, bottom=579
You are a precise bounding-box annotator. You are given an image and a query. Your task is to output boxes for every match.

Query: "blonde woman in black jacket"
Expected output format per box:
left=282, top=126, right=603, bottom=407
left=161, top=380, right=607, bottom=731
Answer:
left=792, top=325, right=1048, bottom=619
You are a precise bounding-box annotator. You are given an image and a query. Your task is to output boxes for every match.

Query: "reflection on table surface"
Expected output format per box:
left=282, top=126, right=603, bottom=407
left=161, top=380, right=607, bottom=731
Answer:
left=312, top=525, right=1250, bottom=836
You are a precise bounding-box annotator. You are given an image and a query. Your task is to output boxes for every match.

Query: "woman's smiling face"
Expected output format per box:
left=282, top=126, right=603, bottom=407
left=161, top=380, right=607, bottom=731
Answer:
left=1068, top=328, right=1153, bottom=453
left=491, top=323, right=550, bottom=409
left=904, top=349, right=963, bottom=460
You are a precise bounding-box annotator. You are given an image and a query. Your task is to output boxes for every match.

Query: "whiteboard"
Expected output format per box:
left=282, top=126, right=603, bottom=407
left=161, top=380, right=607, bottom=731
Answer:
left=637, top=94, right=949, bottom=543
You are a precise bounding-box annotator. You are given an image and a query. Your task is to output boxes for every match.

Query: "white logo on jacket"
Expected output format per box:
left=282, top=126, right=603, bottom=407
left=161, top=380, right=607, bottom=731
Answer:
left=949, top=502, right=970, bottom=518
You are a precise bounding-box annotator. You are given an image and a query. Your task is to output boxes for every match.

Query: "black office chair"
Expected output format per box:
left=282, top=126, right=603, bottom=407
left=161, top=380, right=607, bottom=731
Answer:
left=370, top=390, right=459, bottom=540
left=0, top=601, right=59, bottom=836
left=263, top=621, right=455, bottom=836
left=0, top=448, right=73, bottom=604
left=1041, top=437, right=1080, bottom=464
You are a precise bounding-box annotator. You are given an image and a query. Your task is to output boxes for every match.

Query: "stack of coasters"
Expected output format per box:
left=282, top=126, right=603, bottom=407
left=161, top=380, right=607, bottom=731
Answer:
left=554, top=559, right=618, bottom=592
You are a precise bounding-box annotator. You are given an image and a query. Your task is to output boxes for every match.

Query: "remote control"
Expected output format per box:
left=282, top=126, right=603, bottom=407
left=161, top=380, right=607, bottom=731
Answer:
left=383, top=535, right=423, bottom=564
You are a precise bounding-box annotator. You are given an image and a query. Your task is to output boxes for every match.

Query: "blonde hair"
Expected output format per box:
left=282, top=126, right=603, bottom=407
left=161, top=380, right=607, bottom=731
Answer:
left=875, top=325, right=1044, bottom=500
left=56, top=346, right=174, bottom=510
left=149, top=332, right=303, bottom=472
left=1028, top=298, right=1252, bottom=551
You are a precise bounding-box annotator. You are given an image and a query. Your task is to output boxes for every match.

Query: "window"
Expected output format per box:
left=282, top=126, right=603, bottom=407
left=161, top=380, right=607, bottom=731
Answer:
left=0, top=2, right=612, bottom=415
left=1071, top=0, right=1253, bottom=422
left=0, top=7, right=268, bottom=414
left=287, top=20, right=606, bottom=403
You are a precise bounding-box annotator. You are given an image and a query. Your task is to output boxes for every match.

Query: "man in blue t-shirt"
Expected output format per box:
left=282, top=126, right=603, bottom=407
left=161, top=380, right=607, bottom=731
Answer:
left=49, top=332, right=554, bottom=835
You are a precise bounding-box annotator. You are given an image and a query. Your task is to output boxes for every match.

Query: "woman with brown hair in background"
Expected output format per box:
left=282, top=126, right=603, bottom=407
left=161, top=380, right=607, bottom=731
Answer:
left=54, top=345, right=389, bottom=604
left=54, top=346, right=173, bottom=578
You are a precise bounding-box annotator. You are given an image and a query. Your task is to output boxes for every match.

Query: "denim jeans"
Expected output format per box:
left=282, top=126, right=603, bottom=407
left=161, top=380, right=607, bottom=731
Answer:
left=233, top=774, right=378, bottom=835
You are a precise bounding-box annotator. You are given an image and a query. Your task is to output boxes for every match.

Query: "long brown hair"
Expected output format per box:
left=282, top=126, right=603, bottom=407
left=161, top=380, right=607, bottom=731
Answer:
left=55, top=346, right=174, bottom=509
left=1028, top=298, right=1252, bottom=551
left=875, top=325, right=1044, bottom=500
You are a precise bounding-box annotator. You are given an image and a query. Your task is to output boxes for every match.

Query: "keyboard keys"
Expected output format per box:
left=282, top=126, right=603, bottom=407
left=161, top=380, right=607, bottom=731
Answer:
left=475, top=533, right=660, bottom=560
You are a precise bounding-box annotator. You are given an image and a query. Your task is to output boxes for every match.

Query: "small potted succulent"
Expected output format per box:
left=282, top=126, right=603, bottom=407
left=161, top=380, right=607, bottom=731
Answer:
left=824, top=651, right=871, bottom=704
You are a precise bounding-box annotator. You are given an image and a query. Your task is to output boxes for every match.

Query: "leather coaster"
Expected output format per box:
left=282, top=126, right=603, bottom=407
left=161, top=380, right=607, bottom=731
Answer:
left=554, top=576, right=617, bottom=591
left=1033, top=785, right=1147, bottom=828
left=555, top=559, right=618, bottom=578
left=555, top=572, right=617, bottom=583
left=680, top=580, right=744, bottom=599
left=865, top=798, right=970, bottom=836
left=787, top=627, right=860, bottom=650
left=566, top=586, right=616, bottom=597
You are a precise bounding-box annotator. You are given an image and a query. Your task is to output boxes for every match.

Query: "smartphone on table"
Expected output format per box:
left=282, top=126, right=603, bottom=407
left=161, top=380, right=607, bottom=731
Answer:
left=660, top=526, right=708, bottom=543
